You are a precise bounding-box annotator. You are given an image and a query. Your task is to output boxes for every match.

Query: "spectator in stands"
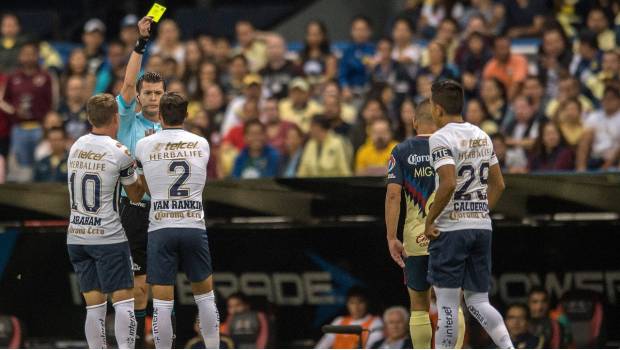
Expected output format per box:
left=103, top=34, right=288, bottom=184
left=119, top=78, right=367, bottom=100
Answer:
left=502, top=303, right=544, bottom=348
left=417, top=41, right=459, bottom=82
left=555, top=97, right=585, bottom=148
left=529, top=121, right=575, bottom=172
left=482, top=35, right=528, bottom=100
left=395, top=98, right=415, bottom=141
left=222, top=73, right=263, bottom=135
left=60, top=48, right=91, bottom=93
left=457, top=31, right=493, bottom=99
left=323, top=94, right=352, bottom=138
left=118, top=14, right=139, bottom=57
left=586, top=7, right=616, bottom=51
left=278, top=124, right=305, bottom=178
left=355, top=118, right=397, bottom=176
left=577, top=85, right=620, bottom=170
left=315, top=288, right=383, bottom=349
left=2, top=40, right=54, bottom=181
left=57, top=75, right=88, bottom=140
left=545, top=76, right=593, bottom=119
left=197, top=34, right=215, bottom=60
left=417, top=0, right=463, bottom=39
left=522, top=75, right=548, bottom=117
left=199, top=84, right=226, bottom=135
left=299, top=20, right=337, bottom=86
left=491, top=133, right=528, bottom=173
left=390, top=17, right=420, bottom=72
left=0, top=73, right=11, bottom=157
left=339, top=15, right=375, bottom=101
left=213, top=37, right=232, bottom=73
left=0, top=13, right=25, bottom=73
left=500, top=0, right=548, bottom=38
left=234, top=20, right=267, bottom=72
left=221, top=292, right=271, bottom=348
left=369, top=306, right=412, bottom=349
left=192, top=60, right=219, bottom=104
left=414, top=73, right=433, bottom=104
left=94, top=40, right=126, bottom=94
left=151, top=19, right=185, bottom=76
left=34, top=111, right=63, bottom=162
left=232, top=119, right=279, bottom=179
left=181, top=40, right=204, bottom=98
left=480, top=77, right=509, bottom=126
left=145, top=53, right=164, bottom=75
left=224, top=99, right=260, bottom=151
left=161, top=56, right=180, bottom=82
left=465, top=98, right=498, bottom=135
left=321, top=79, right=357, bottom=124
left=369, top=38, right=414, bottom=107
left=570, top=30, right=602, bottom=85
left=222, top=54, right=250, bottom=100
left=421, top=17, right=460, bottom=67
left=503, top=95, right=543, bottom=151
left=260, top=34, right=301, bottom=99
left=33, top=127, right=68, bottom=182
left=82, top=19, right=106, bottom=74
left=262, top=97, right=294, bottom=155
left=528, top=287, right=567, bottom=348
left=538, top=24, right=572, bottom=99
left=279, top=77, right=323, bottom=133
left=586, top=50, right=620, bottom=100
left=298, top=115, right=351, bottom=177
left=350, top=97, right=388, bottom=152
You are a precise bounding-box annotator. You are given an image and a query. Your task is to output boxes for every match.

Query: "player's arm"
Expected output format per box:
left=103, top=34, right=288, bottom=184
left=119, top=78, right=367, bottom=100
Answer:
left=119, top=16, right=153, bottom=105
left=424, top=164, right=456, bottom=232
left=139, top=174, right=151, bottom=196
left=119, top=163, right=145, bottom=203
left=385, top=183, right=405, bottom=267
left=486, top=163, right=505, bottom=210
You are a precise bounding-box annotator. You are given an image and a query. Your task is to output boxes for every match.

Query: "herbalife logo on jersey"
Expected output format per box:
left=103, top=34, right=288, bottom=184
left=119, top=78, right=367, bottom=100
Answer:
left=408, top=154, right=430, bottom=165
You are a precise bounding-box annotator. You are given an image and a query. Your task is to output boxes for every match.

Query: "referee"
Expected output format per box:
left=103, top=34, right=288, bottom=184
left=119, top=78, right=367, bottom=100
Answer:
left=116, top=16, right=167, bottom=347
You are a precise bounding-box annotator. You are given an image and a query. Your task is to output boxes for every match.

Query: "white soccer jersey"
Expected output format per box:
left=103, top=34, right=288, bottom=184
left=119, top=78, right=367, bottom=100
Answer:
left=429, top=122, right=499, bottom=232
left=67, top=134, right=137, bottom=245
left=135, top=128, right=210, bottom=232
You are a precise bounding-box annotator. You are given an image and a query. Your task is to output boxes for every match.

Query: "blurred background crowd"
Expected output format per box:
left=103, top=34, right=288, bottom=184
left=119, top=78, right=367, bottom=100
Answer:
left=1, top=0, right=620, bottom=183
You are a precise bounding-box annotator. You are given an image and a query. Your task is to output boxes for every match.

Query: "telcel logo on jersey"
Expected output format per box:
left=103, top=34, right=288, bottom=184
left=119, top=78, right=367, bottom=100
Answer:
left=407, top=154, right=430, bottom=165
left=73, top=149, right=107, bottom=161
left=154, top=141, right=200, bottom=152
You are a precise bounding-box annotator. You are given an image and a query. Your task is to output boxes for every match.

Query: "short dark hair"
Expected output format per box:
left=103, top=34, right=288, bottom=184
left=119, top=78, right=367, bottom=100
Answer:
left=136, top=71, right=166, bottom=93
left=159, top=92, right=188, bottom=125
left=46, top=126, right=66, bottom=139
left=506, top=303, right=530, bottom=319
left=393, top=16, right=413, bottom=32
left=310, top=114, right=331, bottom=130
left=230, top=54, right=249, bottom=66
left=528, top=286, right=549, bottom=300
left=431, top=79, right=464, bottom=115
left=346, top=287, right=369, bottom=303
left=87, top=93, right=118, bottom=127
left=227, top=292, right=250, bottom=305
left=352, top=15, right=372, bottom=28
left=579, top=30, right=599, bottom=50
left=243, top=119, right=265, bottom=135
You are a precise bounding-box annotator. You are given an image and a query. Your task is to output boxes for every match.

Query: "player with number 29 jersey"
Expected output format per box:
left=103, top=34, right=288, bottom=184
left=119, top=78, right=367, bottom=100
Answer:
left=429, top=122, right=498, bottom=232
left=134, top=128, right=210, bottom=232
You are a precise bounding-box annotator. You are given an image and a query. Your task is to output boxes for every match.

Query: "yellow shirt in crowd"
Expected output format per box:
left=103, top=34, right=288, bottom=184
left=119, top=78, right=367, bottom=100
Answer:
left=279, top=99, right=324, bottom=133
left=355, top=141, right=398, bottom=175
left=297, top=132, right=352, bottom=177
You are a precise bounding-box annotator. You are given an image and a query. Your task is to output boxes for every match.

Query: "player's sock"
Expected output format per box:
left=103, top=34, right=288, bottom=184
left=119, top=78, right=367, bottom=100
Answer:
left=194, top=291, right=220, bottom=348
left=85, top=301, right=107, bottom=349
left=134, top=308, right=146, bottom=349
left=464, top=291, right=513, bottom=349
left=152, top=299, right=174, bottom=349
left=113, top=298, right=137, bottom=349
left=410, top=310, right=432, bottom=348
left=433, top=287, right=461, bottom=349
left=171, top=307, right=177, bottom=348
left=456, top=306, right=466, bottom=349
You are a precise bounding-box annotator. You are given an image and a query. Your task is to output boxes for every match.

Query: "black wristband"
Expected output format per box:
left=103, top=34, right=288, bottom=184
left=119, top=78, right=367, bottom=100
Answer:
left=134, top=36, right=149, bottom=54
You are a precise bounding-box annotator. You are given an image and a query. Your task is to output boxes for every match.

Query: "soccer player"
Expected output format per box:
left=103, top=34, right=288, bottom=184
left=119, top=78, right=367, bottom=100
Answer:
left=424, top=80, right=511, bottom=349
left=385, top=100, right=465, bottom=349
left=135, top=92, right=219, bottom=349
left=116, top=16, right=166, bottom=344
left=67, top=94, right=145, bottom=349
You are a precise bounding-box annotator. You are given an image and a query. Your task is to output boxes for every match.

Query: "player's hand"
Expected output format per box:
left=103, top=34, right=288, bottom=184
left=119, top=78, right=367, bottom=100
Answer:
left=387, top=238, right=406, bottom=268
left=424, top=223, right=440, bottom=241
left=138, top=16, right=153, bottom=38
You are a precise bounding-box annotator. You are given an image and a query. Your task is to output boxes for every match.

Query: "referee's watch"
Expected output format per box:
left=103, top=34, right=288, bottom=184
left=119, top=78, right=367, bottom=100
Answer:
left=134, top=36, right=149, bottom=54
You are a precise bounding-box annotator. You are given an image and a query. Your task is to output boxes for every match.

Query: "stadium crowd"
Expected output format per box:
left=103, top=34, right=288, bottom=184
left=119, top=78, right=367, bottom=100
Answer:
left=2, top=1, right=620, bottom=182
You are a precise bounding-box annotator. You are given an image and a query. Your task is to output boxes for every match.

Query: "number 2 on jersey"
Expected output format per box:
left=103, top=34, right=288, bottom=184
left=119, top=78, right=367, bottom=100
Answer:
left=169, top=160, right=190, bottom=197
left=454, top=162, right=489, bottom=200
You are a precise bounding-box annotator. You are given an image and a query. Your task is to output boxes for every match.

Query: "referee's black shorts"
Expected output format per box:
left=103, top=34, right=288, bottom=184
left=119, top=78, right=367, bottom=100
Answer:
left=120, top=196, right=150, bottom=276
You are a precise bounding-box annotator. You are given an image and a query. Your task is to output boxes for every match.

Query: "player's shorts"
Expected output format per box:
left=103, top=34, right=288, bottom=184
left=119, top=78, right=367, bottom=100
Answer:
left=146, top=228, right=213, bottom=285
left=67, top=241, right=134, bottom=293
left=404, top=255, right=430, bottom=291
left=120, top=197, right=150, bottom=276
left=427, top=229, right=492, bottom=292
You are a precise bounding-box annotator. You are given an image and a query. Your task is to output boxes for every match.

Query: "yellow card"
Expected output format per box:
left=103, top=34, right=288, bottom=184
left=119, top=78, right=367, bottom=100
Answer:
left=146, top=3, right=167, bottom=23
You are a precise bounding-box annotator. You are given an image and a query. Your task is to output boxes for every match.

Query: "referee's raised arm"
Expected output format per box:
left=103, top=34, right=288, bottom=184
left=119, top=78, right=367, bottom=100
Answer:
left=120, top=16, right=152, bottom=105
